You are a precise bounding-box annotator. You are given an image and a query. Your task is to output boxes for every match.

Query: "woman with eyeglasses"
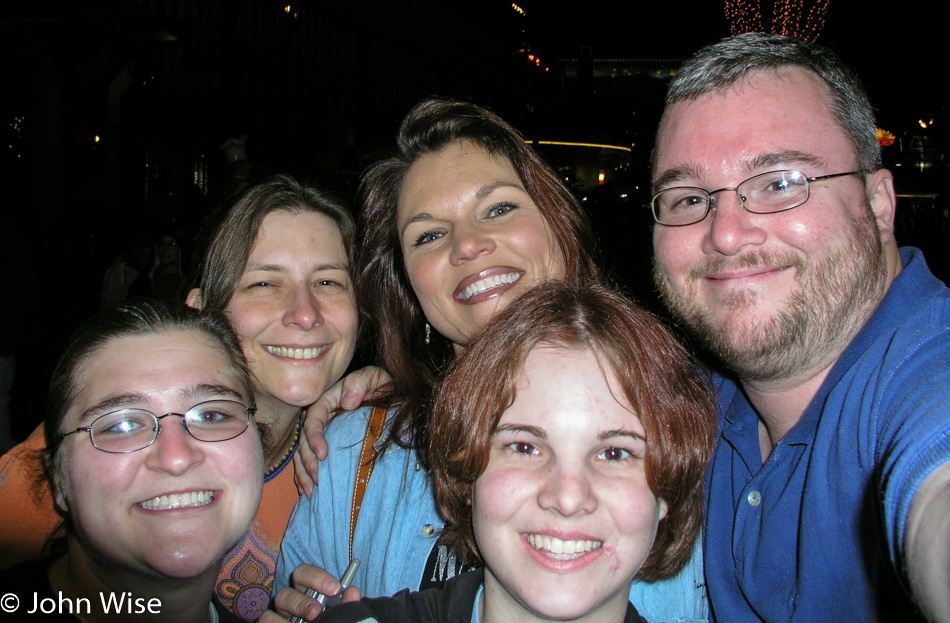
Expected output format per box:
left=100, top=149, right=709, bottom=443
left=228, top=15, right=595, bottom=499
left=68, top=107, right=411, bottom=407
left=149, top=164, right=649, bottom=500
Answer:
left=0, top=299, right=263, bottom=623
left=0, top=174, right=358, bottom=621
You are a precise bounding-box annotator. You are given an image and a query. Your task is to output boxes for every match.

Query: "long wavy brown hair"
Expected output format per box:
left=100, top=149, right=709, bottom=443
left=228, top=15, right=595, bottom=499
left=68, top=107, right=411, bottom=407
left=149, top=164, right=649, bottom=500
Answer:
left=429, top=282, right=716, bottom=581
left=356, top=98, right=604, bottom=465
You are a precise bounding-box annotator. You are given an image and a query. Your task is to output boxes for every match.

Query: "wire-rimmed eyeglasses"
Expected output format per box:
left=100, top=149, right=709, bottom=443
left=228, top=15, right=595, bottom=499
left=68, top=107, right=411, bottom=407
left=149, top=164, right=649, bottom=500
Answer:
left=651, top=169, right=869, bottom=227
left=59, top=399, right=256, bottom=453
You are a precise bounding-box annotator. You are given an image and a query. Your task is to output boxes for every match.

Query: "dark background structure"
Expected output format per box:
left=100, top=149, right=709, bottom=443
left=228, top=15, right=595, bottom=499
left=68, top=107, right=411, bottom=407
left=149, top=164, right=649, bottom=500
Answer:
left=1, top=0, right=946, bottom=439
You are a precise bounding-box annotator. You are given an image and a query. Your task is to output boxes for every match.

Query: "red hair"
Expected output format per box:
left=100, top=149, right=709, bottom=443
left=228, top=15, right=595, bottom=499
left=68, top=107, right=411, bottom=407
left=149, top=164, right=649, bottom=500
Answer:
left=429, top=282, right=716, bottom=581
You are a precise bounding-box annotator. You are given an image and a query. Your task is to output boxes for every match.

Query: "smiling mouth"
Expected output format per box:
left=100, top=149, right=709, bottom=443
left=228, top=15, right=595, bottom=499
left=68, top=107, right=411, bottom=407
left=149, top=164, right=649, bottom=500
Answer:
left=139, top=491, right=215, bottom=511
left=458, top=272, right=523, bottom=301
left=266, top=345, right=329, bottom=360
left=704, top=266, right=790, bottom=282
left=526, top=534, right=603, bottom=559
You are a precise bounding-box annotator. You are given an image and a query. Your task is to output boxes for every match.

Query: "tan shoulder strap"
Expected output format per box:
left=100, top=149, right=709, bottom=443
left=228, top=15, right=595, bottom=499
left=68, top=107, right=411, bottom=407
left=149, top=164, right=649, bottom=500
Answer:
left=349, top=406, right=387, bottom=561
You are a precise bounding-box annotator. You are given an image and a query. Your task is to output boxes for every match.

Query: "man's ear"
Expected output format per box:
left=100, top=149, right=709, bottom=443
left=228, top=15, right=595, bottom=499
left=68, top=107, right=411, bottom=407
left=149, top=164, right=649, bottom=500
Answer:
left=866, top=169, right=897, bottom=246
left=185, top=288, right=203, bottom=310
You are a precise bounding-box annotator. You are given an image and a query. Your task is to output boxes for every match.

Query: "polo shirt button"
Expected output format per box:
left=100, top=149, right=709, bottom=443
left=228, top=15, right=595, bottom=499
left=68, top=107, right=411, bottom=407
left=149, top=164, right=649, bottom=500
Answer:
left=414, top=462, right=422, bottom=471
left=747, top=490, right=762, bottom=506
left=421, top=524, right=435, bottom=537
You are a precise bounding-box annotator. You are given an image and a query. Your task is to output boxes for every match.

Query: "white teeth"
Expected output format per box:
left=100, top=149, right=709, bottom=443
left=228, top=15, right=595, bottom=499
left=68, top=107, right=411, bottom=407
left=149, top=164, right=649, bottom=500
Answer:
left=526, top=534, right=602, bottom=559
left=139, top=490, right=215, bottom=511
left=266, top=345, right=329, bottom=360
left=460, top=272, right=523, bottom=300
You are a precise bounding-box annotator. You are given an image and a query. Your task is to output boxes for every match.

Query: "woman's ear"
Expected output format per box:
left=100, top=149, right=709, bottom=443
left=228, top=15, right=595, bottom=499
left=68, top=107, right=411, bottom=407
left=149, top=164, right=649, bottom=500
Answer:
left=657, top=498, right=669, bottom=522
left=54, top=488, right=69, bottom=513
left=50, top=466, right=70, bottom=513
left=185, top=288, right=203, bottom=310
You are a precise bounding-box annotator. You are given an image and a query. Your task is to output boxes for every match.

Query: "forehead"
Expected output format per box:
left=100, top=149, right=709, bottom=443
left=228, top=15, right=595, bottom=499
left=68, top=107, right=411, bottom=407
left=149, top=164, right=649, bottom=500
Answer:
left=396, top=142, right=521, bottom=219
left=654, top=68, right=856, bottom=184
left=248, top=210, right=344, bottom=260
left=504, top=345, right=641, bottom=432
left=70, top=331, right=244, bottom=417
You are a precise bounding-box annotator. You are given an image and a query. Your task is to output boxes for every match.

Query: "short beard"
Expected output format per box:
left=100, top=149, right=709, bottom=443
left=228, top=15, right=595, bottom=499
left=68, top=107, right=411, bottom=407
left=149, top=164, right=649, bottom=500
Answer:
left=655, top=205, right=888, bottom=384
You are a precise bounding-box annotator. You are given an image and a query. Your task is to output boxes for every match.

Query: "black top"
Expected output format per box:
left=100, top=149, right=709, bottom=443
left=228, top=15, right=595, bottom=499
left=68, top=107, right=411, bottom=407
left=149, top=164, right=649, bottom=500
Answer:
left=317, top=569, right=648, bottom=623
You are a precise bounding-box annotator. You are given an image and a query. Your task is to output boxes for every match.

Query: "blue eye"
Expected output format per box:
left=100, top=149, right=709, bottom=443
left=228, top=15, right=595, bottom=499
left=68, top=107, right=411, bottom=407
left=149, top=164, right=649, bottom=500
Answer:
left=186, top=401, right=246, bottom=431
left=764, top=179, right=790, bottom=192
left=93, top=412, right=153, bottom=437
left=487, top=203, right=516, bottom=218
left=194, top=409, right=228, bottom=423
left=413, top=230, right=444, bottom=247
left=760, top=173, right=806, bottom=193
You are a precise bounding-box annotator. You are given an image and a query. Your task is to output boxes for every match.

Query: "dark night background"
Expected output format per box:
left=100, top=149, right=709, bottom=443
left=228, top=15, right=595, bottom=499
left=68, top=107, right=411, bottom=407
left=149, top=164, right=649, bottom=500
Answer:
left=1, top=0, right=946, bottom=440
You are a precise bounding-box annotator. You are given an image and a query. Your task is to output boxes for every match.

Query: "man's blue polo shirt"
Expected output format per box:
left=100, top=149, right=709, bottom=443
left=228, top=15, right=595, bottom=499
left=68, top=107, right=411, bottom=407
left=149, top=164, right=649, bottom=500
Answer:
left=705, top=247, right=950, bottom=622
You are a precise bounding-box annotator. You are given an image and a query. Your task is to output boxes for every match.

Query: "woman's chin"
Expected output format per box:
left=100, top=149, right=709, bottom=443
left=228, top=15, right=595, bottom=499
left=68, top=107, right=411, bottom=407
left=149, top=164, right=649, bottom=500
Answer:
left=139, top=551, right=226, bottom=581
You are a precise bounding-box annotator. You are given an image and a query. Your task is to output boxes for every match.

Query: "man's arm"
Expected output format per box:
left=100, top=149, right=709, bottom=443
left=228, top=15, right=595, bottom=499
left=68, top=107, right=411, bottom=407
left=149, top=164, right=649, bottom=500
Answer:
left=906, top=459, right=950, bottom=622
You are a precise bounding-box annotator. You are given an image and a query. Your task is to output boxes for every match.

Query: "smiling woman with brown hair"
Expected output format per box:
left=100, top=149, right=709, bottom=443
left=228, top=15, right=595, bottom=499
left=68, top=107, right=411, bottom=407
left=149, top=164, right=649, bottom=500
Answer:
left=269, top=100, right=709, bottom=623
left=0, top=299, right=262, bottom=623
left=0, top=174, right=359, bottom=622
left=281, top=283, right=716, bottom=623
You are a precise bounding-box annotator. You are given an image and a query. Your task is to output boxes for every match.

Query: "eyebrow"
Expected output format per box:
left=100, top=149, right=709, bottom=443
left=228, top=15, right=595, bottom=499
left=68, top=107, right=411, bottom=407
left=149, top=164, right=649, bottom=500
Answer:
left=186, top=383, right=246, bottom=403
left=77, top=383, right=245, bottom=423
left=78, top=392, right=149, bottom=423
left=652, top=164, right=706, bottom=193
left=475, top=181, right=523, bottom=199
left=243, top=262, right=350, bottom=274
left=747, top=150, right=826, bottom=172
left=653, top=150, right=828, bottom=192
left=493, top=423, right=545, bottom=438
left=492, top=424, right=645, bottom=445
left=399, top=181, right=526, bottom=238
left=598, top=428, right=646, bottom=443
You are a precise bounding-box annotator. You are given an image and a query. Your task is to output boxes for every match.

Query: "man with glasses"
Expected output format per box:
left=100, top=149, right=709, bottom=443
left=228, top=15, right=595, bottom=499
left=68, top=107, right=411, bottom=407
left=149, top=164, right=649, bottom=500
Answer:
left=650, top=33, right=950, bottom=621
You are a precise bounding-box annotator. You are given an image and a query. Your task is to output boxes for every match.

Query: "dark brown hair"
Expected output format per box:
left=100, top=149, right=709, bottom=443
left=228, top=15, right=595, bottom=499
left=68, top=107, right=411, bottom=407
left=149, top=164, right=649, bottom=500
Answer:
left=429, top=282, right=716, bottom=581
left=42, top=299, right=253, bottom=534
left=356, top=98, right=604, bottom=462
left=196, top=173, right=355, bottom=312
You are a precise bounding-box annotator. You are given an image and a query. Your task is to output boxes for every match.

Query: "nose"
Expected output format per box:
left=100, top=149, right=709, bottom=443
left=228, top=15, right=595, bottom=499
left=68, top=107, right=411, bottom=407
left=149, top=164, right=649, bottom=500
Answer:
left=144, top=417, right=205, bottom=476
left=537, top=460, right=597, bottom=517
left=703, top=191, right=767, bottom=256
left=449, top=222, right=495, bottom=266
left=282, top=284, right=324, bottom=331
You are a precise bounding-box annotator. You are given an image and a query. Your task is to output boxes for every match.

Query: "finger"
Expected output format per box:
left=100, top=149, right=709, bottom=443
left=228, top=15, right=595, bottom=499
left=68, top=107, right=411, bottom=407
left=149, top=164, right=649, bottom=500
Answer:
left=292, top=564, right=344, bottom=597
left=341, top=585, right=362, bottom=603
left=292, top=452, right=312, bottom=499
left=340, top=366, right=391, bottom=409
left=270, top=587, right=323, bottom=622
left=296, top=425, right=319, bottom=490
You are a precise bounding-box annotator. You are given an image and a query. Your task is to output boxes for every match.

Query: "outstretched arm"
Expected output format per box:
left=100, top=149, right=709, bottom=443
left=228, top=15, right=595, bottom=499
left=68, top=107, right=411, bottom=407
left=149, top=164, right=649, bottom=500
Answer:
left=906, top=459, right=950, bottom=623
left=293, top=366, right=391, bottom=497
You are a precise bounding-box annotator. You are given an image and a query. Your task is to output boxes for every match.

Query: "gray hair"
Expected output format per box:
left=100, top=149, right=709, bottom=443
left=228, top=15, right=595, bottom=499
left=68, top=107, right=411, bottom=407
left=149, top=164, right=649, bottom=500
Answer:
left=661, top=33, right=881, bottom=171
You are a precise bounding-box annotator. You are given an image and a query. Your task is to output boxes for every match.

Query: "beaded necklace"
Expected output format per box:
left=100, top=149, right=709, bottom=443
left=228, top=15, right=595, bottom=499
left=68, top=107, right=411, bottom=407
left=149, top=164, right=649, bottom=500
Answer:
left=263, top=410, right=303, bottom=483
